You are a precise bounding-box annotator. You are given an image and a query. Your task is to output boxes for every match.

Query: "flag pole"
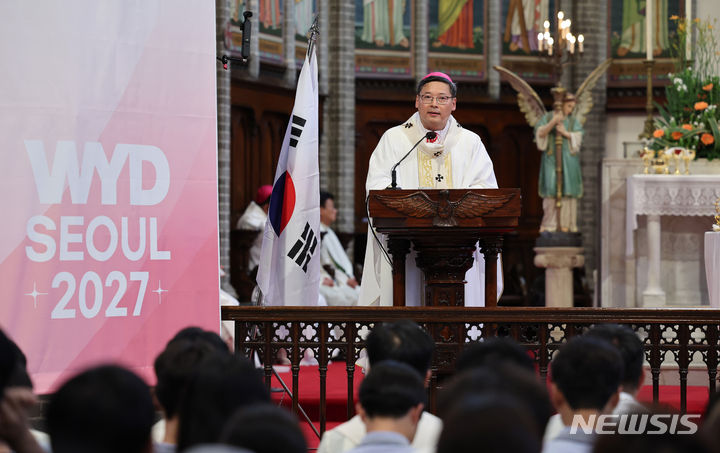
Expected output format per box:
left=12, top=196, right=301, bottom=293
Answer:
left=307, top=16, right=319, bottom=58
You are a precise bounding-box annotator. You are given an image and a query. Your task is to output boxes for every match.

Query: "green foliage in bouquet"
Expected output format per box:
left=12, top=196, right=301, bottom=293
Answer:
left=652, top=17, right=720, bottom=159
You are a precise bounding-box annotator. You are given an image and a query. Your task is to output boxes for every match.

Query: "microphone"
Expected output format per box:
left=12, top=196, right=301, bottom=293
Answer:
left=387, top=131, right=437, bottom=190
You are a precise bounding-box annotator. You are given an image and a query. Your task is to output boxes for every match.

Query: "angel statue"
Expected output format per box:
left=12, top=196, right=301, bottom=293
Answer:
left=494, top=59, right=612, bottom=233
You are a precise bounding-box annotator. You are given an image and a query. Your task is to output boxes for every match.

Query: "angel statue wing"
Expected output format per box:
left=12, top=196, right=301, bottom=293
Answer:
left=573, top=58, right=613, bottom=125
left=493, top=65, right=546, bottom=128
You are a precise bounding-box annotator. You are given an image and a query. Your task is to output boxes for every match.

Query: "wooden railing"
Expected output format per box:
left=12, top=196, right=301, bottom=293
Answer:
left=222, top=307, right=720, bottom=436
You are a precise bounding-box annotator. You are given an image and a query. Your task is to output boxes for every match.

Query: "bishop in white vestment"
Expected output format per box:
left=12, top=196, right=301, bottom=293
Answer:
left=358, top=72, right=503, bottom=307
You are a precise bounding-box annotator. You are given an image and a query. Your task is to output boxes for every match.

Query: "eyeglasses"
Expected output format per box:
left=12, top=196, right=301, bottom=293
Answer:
left=419, top=94, right=454, bottom=105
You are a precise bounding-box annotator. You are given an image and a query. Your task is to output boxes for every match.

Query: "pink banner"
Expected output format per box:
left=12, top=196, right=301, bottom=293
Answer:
left=0, top=1, right=219, bottom=392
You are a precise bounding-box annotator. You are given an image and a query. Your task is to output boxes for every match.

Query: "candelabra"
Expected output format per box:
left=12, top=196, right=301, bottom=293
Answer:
left=536, top=11, right=585, bottom=85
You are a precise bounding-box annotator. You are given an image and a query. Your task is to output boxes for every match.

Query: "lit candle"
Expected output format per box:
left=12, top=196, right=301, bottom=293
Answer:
left=578, top=34, right=584, bottom=53
left=646, top=0, right=653, bottom=60
left=538, top=32, right=544, bottom=51
left=544, top=20, right=550, bottom=34
left=548, top=37, right=554, bottom=56
left=686, top=0, right=692, bottom=60
left=569, top=34, right=575, bottom=54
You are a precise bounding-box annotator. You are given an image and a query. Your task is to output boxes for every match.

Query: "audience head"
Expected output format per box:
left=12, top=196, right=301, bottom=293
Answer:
left=154, top=338, right=223, bottom=420
left=585, top=323, right=645, bottom=394
left=437, top=394, right=541, bottom=453
left=551, top=336, right=624, bottom=412
left=46, top=364, right=154, bottom=453
left=438, top=364, right=552, bottom=436
left=186, top=447, right=253, bottom=453
left=358, top=360, right=427, bottom=419
left=177, top=353, right=270, bottom=451
left=366, top=320, right=434, bottom=377
left=356, top=360, right=427, bottom=443
left=456, top=337, right=535, bottom=373
left=319, top=190, right=337, bottom=225
left=0, top=329, right=32, bottom=393
left=168, top=326, right=230, bottom=354
left=0, top=330, right=14, bottom=393
left=220, top=404, right=306, bottom=453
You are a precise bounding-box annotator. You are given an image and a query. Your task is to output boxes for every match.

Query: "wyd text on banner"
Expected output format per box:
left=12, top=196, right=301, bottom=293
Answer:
left=0, top=1, right=219, bottom=392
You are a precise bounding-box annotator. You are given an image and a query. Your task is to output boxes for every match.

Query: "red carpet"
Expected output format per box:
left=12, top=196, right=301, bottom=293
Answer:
left=269, top=362, right=364, bottom=449
left=269, top=363, right=711, bottom=449
left=636, top=385, right=709, bottom=415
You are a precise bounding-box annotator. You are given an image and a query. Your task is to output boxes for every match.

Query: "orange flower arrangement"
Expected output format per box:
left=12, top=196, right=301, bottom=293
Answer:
left=653, top=17, right=719, bottom=159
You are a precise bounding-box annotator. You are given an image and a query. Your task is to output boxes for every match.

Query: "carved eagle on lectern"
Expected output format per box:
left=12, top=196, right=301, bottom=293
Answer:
left=374, top=190, right=515, bottom=227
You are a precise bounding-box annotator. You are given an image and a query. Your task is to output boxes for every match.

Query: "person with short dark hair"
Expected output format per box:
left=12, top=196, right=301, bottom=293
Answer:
left=0, top=330, right=45, bottom=453
left=319, top=190, right=359, bottom=306
left=455, top=337, right=535, bottom=373
left=220, top=404, right=306, bottom=453
left=176, top=353, right=270, bottom=452
left=438, top=394, right=541, bottom=453
left=153, top=331, right=230, bottom=453
left=46, top=365, right=155, bottom=453
left=543, top=336, right=624, bottom=453
left=585, top=324, right=645, bottom=411
left=318, top=320, right=442, bottom=453
left=438, top=364, right=552, bottom=437
left=359, top=71, right=501, bottom=307
left=365, top=320, right=434, bottom=376
left=347, top=361, right=427, bottom=453
left=545, top=325, right=647, bottom=443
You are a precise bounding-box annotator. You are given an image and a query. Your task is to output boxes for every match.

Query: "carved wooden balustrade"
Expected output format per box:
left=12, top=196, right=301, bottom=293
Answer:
left=222, top=306, right=720, bottom=437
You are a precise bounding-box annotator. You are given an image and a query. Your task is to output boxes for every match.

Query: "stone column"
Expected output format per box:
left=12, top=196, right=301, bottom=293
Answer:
left=573, top=0, right=608, bottom=298
left=283, top=0, right=297, bottom=87
left=487, top=0, right=501, bottom=100
left=534, top=247, right=585, bottom=307
left=320, top=1, right=355, bottom=232
left=642, top=214, right=666, bottom=306
left=246, top=0, right=260, bottom=78
left=318, top=0, right=329, bottom=95
left=216, top=0, right=235, bottom=295
left=414, top=0, right=428, bottom=80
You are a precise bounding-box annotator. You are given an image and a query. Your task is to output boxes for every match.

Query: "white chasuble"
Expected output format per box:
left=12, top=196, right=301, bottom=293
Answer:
left=359, top=112, right=503, bottom=307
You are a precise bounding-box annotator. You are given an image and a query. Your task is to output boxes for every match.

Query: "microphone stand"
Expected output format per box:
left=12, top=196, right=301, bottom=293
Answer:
left=388, top=131, right=436, bottom=190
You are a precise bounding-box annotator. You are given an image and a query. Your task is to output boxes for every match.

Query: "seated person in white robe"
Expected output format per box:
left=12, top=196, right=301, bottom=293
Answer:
left=358, top=71, right=503, bottom=307
left=318, top=191, right=360, bottom=306
left=236, top=185, right=272, bottom=272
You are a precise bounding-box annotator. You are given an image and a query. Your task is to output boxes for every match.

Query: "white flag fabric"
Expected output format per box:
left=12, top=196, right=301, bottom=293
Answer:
left=257, top=49, right=320, bottom=306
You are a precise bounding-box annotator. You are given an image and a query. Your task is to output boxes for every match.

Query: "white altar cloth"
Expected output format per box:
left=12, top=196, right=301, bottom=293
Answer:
left=627, top=175, right=720, bottom=255
left=626, top=174, right=720, bottom=306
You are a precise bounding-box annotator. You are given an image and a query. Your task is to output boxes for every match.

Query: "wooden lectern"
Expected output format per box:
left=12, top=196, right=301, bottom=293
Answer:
left=367, top=188, right=521, bottom=307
